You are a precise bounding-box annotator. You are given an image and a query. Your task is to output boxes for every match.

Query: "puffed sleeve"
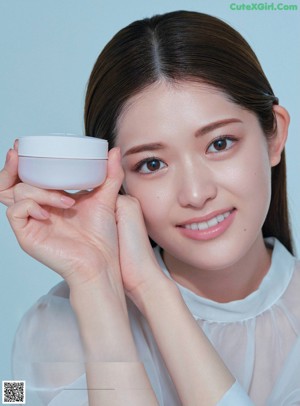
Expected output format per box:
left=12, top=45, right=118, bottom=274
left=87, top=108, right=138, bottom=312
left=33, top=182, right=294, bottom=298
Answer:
left=216, top=381, right=254, bottom=405
left=12, top=281, right=89, bottom=406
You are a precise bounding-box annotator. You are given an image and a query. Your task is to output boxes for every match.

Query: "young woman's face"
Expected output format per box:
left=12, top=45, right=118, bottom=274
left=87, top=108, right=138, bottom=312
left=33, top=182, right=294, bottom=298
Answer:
left=116, top=81, right=273, bottom=272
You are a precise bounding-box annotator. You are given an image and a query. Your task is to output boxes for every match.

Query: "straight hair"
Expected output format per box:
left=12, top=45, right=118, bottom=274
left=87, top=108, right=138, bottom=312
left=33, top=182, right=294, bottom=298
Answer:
left=85, top=10, right=294, bottom=254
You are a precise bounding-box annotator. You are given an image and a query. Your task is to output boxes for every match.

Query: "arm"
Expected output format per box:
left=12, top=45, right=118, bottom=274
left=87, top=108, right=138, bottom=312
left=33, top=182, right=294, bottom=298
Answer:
left=139, top=278, right=236, bottom=406
left=116, top=197, right=252, bottom=406
left=70, top=279, right=158, bottom=406
left=1, top=146, right=158, bottom=405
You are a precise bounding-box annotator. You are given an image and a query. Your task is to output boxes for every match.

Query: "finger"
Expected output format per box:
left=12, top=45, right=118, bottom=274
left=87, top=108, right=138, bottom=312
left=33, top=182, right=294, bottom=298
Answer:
left=14, top=138, right=19, bottom=151
left=0, top=149, right=19, bottom=192
left=116, top=195, right=162, bottom=301
left=103, top=147, right=124, bottom=193
left=116, top=195, right=157, bottom=266
left=13, top=182, right=76, bottom=208
left=91, top=147, right=124, bottom=206
left=7, top=199, right=49, bottom=231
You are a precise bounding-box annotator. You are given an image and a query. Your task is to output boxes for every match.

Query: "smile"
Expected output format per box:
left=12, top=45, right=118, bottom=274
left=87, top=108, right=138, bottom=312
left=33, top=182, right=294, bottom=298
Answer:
left=183, top=210, right=232, bottom=230
left=177, top=209, right=236, bottom=241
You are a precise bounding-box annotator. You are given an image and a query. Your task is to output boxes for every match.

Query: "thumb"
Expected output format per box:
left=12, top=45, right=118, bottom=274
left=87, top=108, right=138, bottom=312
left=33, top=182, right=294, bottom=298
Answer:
left=0, top=149, right=19, bottom=192
left=116, top=195, right=160, bottom=287
left=0, top=149, right=19, bottom=206
left=92, top=147, right=124, bottom=207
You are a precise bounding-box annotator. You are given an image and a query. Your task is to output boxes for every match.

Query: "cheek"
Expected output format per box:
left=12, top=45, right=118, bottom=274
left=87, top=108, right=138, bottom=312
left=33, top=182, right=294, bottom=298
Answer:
left=224, top=143, right=271, bottom=194
left=228, top=149, right=272, bottom=223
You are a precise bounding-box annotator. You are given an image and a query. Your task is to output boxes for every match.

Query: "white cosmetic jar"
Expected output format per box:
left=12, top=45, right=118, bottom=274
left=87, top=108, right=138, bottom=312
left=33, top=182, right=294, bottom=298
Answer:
left=18, top=135, right=108, bottom=190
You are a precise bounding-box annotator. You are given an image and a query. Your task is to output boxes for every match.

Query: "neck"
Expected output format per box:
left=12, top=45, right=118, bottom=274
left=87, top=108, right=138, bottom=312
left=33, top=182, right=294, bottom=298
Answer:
left=162, top=237, right=272, bottom=303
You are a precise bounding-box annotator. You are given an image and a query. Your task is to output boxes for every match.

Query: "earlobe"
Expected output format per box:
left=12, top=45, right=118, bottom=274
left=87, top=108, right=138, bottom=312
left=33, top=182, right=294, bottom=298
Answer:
left=269, top=105, right=290, bottom=167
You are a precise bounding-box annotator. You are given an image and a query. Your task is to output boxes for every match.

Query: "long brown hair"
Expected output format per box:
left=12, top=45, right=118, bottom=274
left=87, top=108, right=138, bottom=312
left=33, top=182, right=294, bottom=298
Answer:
left=84, top=10, right=294, bottom=254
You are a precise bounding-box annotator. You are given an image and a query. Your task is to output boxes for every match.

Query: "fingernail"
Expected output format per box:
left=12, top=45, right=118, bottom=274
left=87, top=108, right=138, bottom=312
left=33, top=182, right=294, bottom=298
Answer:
left=60, top=195, right=75, bottom=207
left=40, top=208, right=50, bottom=219
left=14, top=139, right=19, bottom=150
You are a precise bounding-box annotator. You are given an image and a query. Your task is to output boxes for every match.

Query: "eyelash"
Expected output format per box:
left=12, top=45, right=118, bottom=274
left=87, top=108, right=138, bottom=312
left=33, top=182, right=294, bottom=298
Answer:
left=134, top=156, right=167, bottom=174
left=206, top=136, right=237, bottom=154
left=133, top=136, right=237, bottom=174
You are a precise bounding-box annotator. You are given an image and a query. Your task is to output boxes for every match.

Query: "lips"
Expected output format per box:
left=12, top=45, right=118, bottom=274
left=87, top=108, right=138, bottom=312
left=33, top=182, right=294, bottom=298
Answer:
left=176, top=209, right=236, bottom=241
left=182, top=210, right=232, bottom=231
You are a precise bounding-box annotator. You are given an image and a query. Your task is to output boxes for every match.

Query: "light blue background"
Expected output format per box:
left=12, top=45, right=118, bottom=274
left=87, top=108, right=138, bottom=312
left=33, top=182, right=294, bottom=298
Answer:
left=1, top=0, right=299, bottom=384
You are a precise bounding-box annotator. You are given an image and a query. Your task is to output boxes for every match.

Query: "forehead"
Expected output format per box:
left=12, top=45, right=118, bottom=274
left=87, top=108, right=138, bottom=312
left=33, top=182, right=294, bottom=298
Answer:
left=117, top=80, right=229, bottom=124
left=115, top=80, right=256, bottom=143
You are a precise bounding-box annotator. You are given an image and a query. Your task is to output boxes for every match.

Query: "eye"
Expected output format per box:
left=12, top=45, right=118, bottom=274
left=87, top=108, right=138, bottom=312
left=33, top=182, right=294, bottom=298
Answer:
left=207, top=137, right=235, bottom=153
left=135, top=157, right=167, bottom=174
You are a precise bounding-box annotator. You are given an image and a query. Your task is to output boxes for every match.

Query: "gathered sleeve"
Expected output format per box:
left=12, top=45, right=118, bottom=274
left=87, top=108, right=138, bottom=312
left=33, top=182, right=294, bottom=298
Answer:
left=11, top=282, right=89, bottom=406
left=12, top=255, right=300, bottom=406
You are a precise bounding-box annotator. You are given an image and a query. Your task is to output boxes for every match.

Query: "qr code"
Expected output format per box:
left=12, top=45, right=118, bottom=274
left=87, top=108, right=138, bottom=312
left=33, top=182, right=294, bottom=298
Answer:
left=2, top=381, right=26, bottom=404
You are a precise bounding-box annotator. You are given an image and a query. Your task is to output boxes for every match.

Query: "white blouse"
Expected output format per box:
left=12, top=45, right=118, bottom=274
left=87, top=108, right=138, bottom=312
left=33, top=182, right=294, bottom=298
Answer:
left=12, top=238, right=300, bottom=405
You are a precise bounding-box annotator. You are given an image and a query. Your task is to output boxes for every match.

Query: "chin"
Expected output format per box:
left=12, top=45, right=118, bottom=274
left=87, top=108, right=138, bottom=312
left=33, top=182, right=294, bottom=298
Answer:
left=160, top=230, right=262, bottom=272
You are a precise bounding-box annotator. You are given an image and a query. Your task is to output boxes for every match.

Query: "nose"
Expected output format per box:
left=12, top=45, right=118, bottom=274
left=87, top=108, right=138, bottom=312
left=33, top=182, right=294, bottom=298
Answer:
left=177, top=158, right=217, bottom=209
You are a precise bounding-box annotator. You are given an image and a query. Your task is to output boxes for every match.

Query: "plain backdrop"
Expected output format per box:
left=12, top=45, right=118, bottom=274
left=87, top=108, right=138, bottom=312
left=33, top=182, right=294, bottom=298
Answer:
left=1, top=0, right=299, bottom=383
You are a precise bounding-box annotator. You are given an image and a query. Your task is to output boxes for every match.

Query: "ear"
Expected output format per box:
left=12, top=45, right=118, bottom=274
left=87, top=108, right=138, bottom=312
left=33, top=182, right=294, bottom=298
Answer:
left=268, top=105, right=290, bottom=167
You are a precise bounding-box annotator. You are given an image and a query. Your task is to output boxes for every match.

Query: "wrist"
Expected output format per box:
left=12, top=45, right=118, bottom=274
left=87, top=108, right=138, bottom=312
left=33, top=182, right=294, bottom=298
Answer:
left=69, top=262, right=124, bottom=302
left=69, top=268, right=126, bottom=313
left=66, top=253, right=120, bottom=284
left=133, top=271, right=180, bottom=316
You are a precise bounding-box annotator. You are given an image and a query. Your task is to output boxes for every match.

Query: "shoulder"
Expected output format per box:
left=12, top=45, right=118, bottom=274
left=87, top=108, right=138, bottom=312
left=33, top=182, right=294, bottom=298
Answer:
left=283, top=256, right=300, bottom=307
left=273, top=251, right=300, bottom=349
left=12, top=281, right=84, bottom=365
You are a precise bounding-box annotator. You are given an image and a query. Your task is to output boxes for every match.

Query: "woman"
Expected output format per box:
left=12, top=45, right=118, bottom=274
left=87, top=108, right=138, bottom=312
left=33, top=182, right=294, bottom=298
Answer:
left=1, top=10, right=299, bottom=406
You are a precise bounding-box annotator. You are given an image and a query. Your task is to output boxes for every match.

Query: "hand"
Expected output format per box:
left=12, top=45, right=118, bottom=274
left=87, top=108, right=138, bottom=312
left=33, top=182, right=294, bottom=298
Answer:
left=116, top=195, right=173, bottom=310
left=0, top=141, right=19, bottom=206
left=5, top=148, right=124, bottom=292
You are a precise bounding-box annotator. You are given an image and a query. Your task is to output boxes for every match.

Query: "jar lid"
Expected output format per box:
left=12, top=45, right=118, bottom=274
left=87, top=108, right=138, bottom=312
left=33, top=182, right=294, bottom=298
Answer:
left=18, top=135, right=108, bottom=159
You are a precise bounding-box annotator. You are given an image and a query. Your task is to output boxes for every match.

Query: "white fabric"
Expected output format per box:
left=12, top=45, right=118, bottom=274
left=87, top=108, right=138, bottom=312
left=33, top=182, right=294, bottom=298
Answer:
left=216, top=381, right=254, bottom=405
left=12, top=238, right=300, bottom=405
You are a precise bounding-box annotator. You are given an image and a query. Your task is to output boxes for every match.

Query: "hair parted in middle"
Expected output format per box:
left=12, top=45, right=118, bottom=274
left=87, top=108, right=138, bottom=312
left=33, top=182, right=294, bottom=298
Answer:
left=84, top=10, right=293, bottom=253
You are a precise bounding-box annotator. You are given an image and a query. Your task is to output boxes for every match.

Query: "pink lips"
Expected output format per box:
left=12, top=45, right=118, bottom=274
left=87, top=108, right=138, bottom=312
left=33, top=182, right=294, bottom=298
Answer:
left=177, top=209, right=236, bottom=241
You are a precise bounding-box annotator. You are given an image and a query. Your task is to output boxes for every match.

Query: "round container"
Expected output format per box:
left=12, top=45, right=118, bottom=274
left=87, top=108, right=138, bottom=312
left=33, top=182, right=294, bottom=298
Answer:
left=18, top=135, right=108, bottom=190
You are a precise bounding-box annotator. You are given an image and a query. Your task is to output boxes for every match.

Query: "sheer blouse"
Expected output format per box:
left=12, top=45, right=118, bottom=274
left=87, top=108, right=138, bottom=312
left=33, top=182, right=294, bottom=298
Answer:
left=12, top=238, right=300, bottom=405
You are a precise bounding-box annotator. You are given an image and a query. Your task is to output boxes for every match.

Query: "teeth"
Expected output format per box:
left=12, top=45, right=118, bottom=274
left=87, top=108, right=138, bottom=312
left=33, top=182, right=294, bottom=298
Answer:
left=207, top=217, right=218, bottom=227
left=199, top=222, right=209, bottom=230
left=184, top=210, right=231, bottom=231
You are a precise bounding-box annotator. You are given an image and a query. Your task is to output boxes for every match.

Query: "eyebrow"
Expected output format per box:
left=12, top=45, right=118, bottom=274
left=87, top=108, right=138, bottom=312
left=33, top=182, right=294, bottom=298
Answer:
left=123, top=142, right=165, bottom=157
left=123, top=118, right=242, bottom=157
left=195, top=118, right=242, bottom=137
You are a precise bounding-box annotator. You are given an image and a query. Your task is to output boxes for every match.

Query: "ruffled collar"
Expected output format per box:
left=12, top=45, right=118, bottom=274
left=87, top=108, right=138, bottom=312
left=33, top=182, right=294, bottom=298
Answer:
left=154, top=238, right=295, bottom=322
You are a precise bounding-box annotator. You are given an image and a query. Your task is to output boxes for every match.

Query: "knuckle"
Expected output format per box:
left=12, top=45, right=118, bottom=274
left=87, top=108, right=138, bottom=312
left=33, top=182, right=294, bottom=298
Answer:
left=13, top=183, right=44, bottom=203
left=118, top=194, right=139, bottom=207
left=0, top=166, right=7, bottom=179
left=122, top=196, right=142, bottom=216
left=0, top=190, right=13, bottom=207
left=13, top=182, right=25, bottom=200
left=6, top=204, right=14, bottom=220
left=127, top=195, right=139, bottom=204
